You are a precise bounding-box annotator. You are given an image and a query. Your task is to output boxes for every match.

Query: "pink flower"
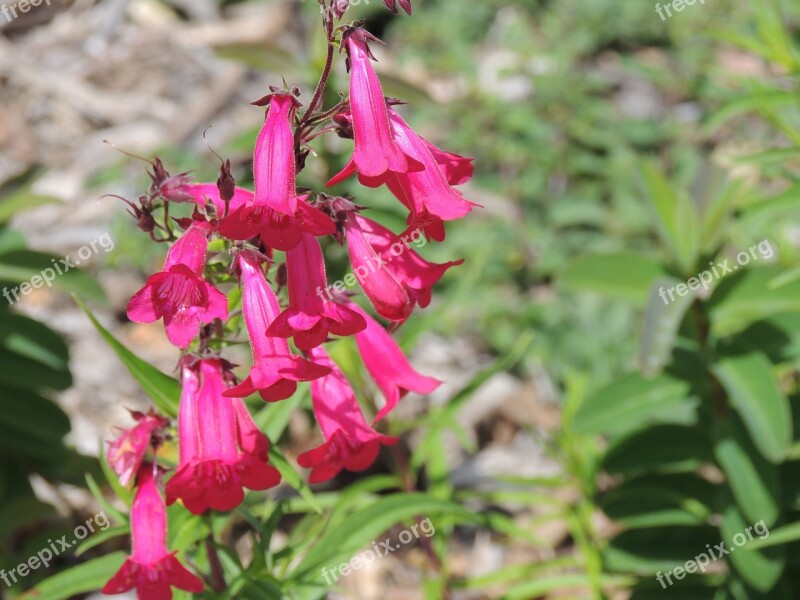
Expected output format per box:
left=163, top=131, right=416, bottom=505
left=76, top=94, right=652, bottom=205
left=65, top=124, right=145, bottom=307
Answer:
left=424, top=139, right=474, bottom=186
left=220, top=192, right=335, bottom=252
left=297, top=347, right=398, bottom=483
left=223, top=250, right=330, bottom=402
left=347, top=302, right=439, bottom=421
left=343, top=211, right=413, bottom=322
left=268, top=232, right=366, bottom=350
left=127, top=221, right=228, bottom=349
left=253, top=92, right=301, bottom=216
left=107, top=410, right=170, bottom=487
left=342, top=28, right=420, bottom=180
left=328, top=109, right=476, bottom=241
left=102, top=464, right=204, bottom=600
left=382, top=0, right=412, bottom=14
left=175, top=182, right=253, bottom=214
left=354, top=214, right=463, bottom=309
left=166, top=359, right=281, bottom=514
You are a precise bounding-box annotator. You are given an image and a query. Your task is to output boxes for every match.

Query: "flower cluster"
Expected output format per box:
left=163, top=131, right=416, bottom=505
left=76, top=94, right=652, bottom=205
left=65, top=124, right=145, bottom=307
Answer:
left=102, top=1, right=474, bottom=597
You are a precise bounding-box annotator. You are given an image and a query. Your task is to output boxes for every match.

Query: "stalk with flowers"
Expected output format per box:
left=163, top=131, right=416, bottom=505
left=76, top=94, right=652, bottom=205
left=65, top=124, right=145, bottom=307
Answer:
left=94, top=1, right=475, bottom=597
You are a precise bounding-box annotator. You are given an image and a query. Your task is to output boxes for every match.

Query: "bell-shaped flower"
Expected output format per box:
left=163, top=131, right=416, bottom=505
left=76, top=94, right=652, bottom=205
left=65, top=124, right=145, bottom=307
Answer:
left=354, top=214, right=463, bottom=309
left=102, top=464, right=204, bottom=600
left=267, top=232, right=366, bottom=350
left=423, top=139, right=474, bottom=186
left=342, top=28, right=420, bottom=180
left=328, top=109, right=475, bottom=241
left=166, top=359, right=281, bottom=514
left=223, top=250, right=330, bottom=402
left=107, top=410, right=170, bottom=487
left=253, top=92, right=300, bottom=215
left=382, top=0, right=412, bottom=14
left=220, top=192, right=334, bottom=252
left=346, top=302, right=439, bottom=421
left=343, top=212, right=413, bottom=322
left=127, top=221, right=228, bottom=349
left=297, top=347, right=398, bottom=483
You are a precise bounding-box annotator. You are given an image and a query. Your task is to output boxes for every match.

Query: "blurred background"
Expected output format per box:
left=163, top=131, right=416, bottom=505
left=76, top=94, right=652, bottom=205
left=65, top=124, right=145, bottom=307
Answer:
left=3, top=0, right=800, bottom=598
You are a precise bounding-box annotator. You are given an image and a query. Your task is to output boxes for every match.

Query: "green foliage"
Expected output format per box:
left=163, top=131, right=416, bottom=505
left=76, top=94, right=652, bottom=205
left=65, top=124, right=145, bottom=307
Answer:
left=0, top=188, right=104, bottom=593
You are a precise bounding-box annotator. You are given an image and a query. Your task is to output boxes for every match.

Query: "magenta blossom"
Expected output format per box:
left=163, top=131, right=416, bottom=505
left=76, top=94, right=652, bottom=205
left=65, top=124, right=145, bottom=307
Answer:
left=268, top=232, right=366, bottom=350
left=220, top=192, right=335, bottom=252
left=107, top=410, right=170, bottom=487
left=342, top=28, right=420, bottom=180
left=343, top=211, right=413, bottom=322
left=127, top=221, right=228, bottom=349
left=253, top=92, right=301, bottom=215
left=328, top=109, right=475, bottom=241
left=102, top=464, right=204, bottom=600
left=223, top=250, right=330, bottom=402
left=347, top=302, right=439, bottom=422
left=382, top=0, right=412, bottom=14
left=218, top=93, right=336, bottom=249
left=354, top=213, right=463, bottom=309
left=166, top=359, right=281, bottom=514
left=424, top=139, right=474, bottom=186
left=297, top=347, right=398, bottom=483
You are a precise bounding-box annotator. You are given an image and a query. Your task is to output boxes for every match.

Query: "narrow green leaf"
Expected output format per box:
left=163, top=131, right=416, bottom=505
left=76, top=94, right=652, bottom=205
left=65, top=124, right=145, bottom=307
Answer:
left=559, top=253, right=668, bottom=304
left=75, top=296, right=180, bottom=417
left=572, top=372, right=697, bottom=436
left=20, top=552, right=127, bottom=600
left=714, top=418, right=780, bottom=527
left=638, top=278, right=696, bottom=376
left=721, top=503, right=784, bottom=592
left=292, top=493, right=481, bottom=579
left=0, top=250, right=105, bottom=302
left=713, top=352, right=791, bottom=463
left=268, top=445, right=322, bottom=514
left=709, top=267, right=800, bottom=337
left=638, top=160, right=699, bottom=274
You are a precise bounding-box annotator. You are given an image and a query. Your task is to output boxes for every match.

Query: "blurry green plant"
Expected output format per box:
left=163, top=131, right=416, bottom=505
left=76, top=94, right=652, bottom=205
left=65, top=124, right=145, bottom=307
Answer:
left=561, top=2, right=800, bottom=597
left=0, top=174, right=105, bottom=593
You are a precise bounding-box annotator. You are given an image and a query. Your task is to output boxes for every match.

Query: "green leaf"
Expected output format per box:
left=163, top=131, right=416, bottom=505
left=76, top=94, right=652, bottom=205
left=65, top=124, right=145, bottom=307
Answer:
left=74, top=525, right=129, bottom=557
left=604, top=525, right=718, bottom=574
left=638, top=160, right=699, bottom=274
left=0, top=249, right=105, bottom=303
left=603, top=425, right=713, bottom=475
left=0, top=313, right=69, bottom=367
left=268, top=445, right=322, bottom=514
left=713, top=352, right=791, bottom=463
left=559, top=253, right=668, bottom=304
left=746, top=520, right=800, bottom=550
left=75, top=296, right=180, bottom=417
left=291, top=493, right=481, bottom=579
left=86, top=473, right=128, bottom=525
left=709, top=266, right=800, bottom=337
left=714, top=417, right=780, bottom=528
left=0, top=388, right=71, bottom=462
left=501, top=574, right=634, bottom=600
left=638, top=278, right=696, bottom=376
left=0, top=189, right=60, bottom=224
left=601, top=473, right=718, bottom=529
left=721, top=503, right=784, bottom=592
left=572, top=372, right=697, bottom=436
left=20, top=552, right=127, bottom=600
